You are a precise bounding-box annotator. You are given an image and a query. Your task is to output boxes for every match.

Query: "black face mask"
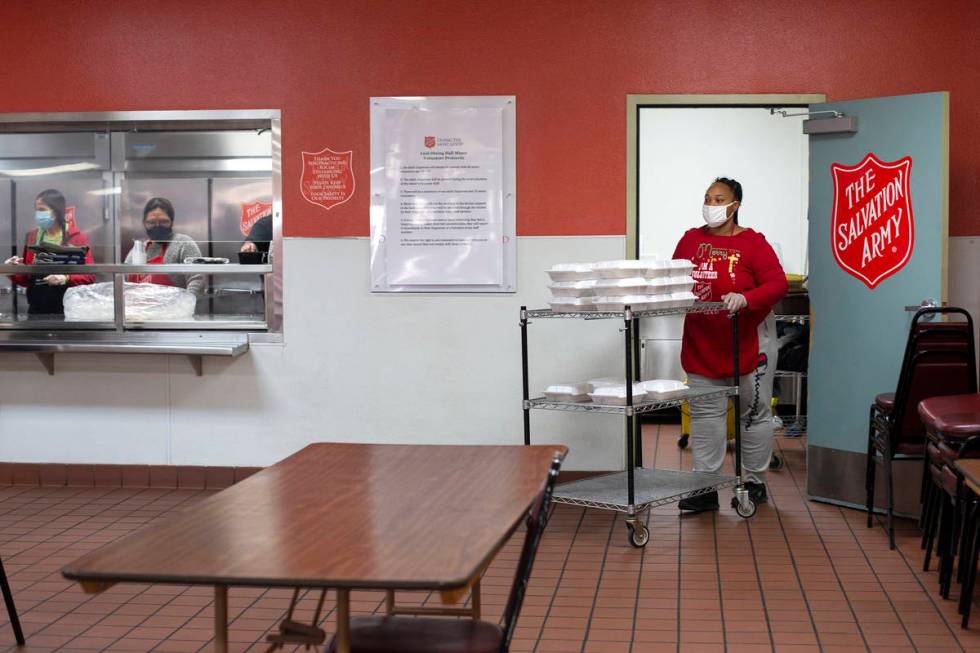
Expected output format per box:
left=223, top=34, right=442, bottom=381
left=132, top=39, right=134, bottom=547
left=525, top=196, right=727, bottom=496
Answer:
left=146, top=225, right=173, bottom=241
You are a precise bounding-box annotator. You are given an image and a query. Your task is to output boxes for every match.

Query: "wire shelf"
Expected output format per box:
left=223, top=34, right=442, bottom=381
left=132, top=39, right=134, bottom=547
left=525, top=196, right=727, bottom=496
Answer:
left=552, top=468, right=738, bottom=512
left=526, top=386, right=737, bottom=416
left=524, top=302, right=725, bottom=321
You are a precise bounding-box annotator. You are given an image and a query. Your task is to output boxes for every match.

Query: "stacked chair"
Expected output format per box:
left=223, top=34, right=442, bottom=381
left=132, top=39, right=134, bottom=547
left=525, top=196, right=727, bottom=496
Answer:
left=866, top=307, right=977, bottom=550
left=919, top=392, right=980, bottom=627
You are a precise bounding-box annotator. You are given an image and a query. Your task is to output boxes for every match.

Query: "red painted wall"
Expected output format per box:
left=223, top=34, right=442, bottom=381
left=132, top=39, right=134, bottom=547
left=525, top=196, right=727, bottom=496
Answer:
left=1, top=0, right=977, bottom=237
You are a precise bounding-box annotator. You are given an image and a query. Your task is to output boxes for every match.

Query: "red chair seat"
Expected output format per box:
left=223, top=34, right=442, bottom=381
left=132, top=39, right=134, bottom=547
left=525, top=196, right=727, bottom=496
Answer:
left=326, top=615, right=503, bottom=653
left=875, top=392, right=896, bottom=412
left=893, top=441, right=925, bottom=456
left=918, top=394, right=980, bottom=439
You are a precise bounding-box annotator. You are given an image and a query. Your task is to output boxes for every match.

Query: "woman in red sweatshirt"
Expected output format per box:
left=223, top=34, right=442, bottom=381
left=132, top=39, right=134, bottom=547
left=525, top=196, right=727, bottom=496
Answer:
left=672, top=177, right=788, bottom=513
left=4, top=189, right=95, bottom=315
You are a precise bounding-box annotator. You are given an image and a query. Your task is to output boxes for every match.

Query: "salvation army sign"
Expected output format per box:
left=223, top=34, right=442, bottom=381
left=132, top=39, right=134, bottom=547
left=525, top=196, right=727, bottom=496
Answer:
left=239, top=199, right=273, bottom=237
left=831, top=153, right=914, bottom=289
left=300, top=148, right=355, bottom=211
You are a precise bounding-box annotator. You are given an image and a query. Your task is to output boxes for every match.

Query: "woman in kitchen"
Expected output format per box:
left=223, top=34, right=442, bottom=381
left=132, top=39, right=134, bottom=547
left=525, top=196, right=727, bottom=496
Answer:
left=125, top=197, right=205, bottom=296
left=4, top=189, right=95, bottom=315
left=673, top=177, right=787, bottom=513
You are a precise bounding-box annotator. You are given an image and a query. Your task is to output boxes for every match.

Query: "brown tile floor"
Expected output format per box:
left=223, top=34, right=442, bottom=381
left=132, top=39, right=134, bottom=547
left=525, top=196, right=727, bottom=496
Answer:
left=0, top=424, right=978, bottom=652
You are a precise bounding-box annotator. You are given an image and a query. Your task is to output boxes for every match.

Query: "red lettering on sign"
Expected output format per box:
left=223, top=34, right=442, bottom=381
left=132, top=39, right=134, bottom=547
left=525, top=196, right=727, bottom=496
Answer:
left=300, top=148, right=355, bottom=211
left=240, top=200, right=273, bottom=237
left=830, top=153, right=914, bottom=290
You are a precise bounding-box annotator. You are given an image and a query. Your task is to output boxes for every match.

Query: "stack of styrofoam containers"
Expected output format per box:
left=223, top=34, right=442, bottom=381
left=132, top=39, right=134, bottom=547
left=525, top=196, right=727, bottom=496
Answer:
left=542, top=378, right=690, bottom=405
left=546, top=259, right=696, bottom=312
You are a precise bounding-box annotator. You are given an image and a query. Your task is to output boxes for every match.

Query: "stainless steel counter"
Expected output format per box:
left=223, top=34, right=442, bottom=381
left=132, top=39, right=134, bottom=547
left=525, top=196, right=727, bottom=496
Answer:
left=0, top=330, right=249, bottom=375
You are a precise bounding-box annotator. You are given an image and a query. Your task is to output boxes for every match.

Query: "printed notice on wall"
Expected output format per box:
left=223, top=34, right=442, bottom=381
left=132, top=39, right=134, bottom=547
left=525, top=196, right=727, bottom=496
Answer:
left=381, top=107, right=504, bottom=285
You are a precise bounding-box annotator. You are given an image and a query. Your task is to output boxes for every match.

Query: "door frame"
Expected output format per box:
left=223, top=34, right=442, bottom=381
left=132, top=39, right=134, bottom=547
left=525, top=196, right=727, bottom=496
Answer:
left=626, top=93, right=826, bottom=258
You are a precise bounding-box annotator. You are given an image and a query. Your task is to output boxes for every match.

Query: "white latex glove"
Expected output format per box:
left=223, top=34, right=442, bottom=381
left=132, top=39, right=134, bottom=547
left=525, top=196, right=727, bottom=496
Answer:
left=42, top=274, right=69, bottom=286
left=4, top=255, right=22, bottom=265
left=240, top=241, right=258, bottom=253
left=721, top=292, right=748, bottom=314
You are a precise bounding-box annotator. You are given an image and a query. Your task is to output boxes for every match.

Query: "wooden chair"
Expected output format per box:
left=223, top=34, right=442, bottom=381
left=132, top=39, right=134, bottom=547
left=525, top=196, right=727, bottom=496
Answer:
left=325, top=454, right=563, bottom=653
left=866, top=307, right=976, bottom=549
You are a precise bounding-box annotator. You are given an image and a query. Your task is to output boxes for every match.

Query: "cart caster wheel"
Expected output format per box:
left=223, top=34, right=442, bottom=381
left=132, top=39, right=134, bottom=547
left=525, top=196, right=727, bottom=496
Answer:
left=677, top=434, right=689, bottom=449
left=731, top=496, right=757, bottom=519
left=626, top=521, right=649, bottom=548
left=769, top=454, right=784, bottom=471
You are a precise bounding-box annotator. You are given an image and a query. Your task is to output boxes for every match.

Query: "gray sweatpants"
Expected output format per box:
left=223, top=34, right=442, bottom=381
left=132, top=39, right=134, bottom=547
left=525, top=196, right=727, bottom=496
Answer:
left=686, top=312, right=778, bottom=485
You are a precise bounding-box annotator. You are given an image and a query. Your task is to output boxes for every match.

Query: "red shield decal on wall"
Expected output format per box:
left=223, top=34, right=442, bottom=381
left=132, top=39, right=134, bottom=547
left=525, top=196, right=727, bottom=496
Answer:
left=830, top=153, right=914, bottom=290
left=300, top=148, right=355, bottom=211
left=424, top=136, right=436, bottom=149
left=239, top=200, right=273, bottom=237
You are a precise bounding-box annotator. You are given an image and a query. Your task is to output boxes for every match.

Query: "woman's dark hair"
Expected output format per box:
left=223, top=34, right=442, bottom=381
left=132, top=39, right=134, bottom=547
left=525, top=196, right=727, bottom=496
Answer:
left=143, top=197, right=175, bottom=222
left=36, top=189, right=67, bottom=229
left=714, top=177, right=743, bottom=224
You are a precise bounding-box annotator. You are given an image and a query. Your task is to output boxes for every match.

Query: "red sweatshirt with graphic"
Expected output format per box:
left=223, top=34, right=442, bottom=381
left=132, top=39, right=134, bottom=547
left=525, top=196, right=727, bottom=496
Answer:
left=672, top=227, right=788, bottom=379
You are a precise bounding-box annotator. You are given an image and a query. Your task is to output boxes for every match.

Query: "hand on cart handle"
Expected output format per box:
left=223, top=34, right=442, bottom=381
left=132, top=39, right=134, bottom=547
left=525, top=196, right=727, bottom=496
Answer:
left=721, top=293, right=747, bottom=314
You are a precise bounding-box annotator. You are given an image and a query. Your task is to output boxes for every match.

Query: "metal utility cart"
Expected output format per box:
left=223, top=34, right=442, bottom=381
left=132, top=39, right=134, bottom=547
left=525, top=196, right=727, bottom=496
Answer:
left=520, top=302, right=755, bottom=547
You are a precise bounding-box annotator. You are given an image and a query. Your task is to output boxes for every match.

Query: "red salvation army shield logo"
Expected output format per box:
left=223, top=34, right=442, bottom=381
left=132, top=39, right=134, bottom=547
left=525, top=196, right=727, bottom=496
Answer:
left=830, top=153, right=914, bottom=290
left=300, top=148, right=355, bottom=211
left=239, top=199, right=273, bottom=237
left=424, top=136, right=436, bottom=148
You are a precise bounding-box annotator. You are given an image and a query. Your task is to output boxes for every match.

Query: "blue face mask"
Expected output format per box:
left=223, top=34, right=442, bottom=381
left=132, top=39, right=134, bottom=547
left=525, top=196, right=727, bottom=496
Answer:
left=35, top=210, right=55, bottom=230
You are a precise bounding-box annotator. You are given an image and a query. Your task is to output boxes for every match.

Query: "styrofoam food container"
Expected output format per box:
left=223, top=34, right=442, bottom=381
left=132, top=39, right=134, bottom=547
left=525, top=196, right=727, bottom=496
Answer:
left=644, top=259, right=675, bottom=279
left=593, top=277, right=650, bottom=297
left=544, top=383, right=592, bottom=402
left=546, top=263, right=595, bottom=282
left=549, top=279, right=598, bottom=297
left=588, top=377, right=624, bottom=388
left=591, top=259, right=654, bottom=279
left=647, top=275, right=695, bottom=295
left=640, top=379, right=689, bottom=401
left=668, top=291, right=697, bottom=308
left=548, top=297, right=594, bottom=312
left=589, top=384, right=646, bottom=406
left=592, top=295, right=649, bottom=311
left=668, top=259, right=695, bottom=275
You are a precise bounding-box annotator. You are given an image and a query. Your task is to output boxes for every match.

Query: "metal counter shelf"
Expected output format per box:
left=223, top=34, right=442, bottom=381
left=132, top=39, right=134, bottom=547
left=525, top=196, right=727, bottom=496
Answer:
left=0, top=263, right=272, bottom=275
left=0, top=330, right=249, bottom=376
left=553, top=469, right=737, bottom=512
left=525, top=386, right=737, bottom=416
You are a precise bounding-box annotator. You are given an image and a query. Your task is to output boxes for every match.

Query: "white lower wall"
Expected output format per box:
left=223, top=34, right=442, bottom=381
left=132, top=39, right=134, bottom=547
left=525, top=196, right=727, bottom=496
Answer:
left=3, top=235, right=977, bottom=471
left=0, top=236, right=630, bottom=471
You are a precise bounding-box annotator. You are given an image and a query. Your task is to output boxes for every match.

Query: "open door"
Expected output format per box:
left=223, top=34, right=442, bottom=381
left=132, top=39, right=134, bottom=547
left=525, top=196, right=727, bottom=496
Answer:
left=806, top=92, right=948, bottom=510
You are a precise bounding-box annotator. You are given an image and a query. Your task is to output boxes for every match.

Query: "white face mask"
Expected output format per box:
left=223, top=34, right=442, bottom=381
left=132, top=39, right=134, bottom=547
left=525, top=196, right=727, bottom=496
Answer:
left=702, top=202, right=735, bottom=228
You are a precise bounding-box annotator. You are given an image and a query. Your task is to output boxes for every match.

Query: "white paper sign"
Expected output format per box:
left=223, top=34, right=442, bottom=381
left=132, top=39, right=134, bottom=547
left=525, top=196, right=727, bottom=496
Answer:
left=381, top=107, right=504, bottom=285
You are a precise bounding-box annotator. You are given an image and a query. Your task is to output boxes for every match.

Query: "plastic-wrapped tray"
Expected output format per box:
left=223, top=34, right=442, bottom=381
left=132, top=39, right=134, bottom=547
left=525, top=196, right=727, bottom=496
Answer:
left=546, top=263, right=595, bottom=282
left=549, top=279, right=598, bottom=298
left=640, top=379, right=689, bottom=401
left=548, top=297, right=594, bottom=312
left=543, top=383, right=592, bottom=402
left=589, top=384, right=646, bottom=405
